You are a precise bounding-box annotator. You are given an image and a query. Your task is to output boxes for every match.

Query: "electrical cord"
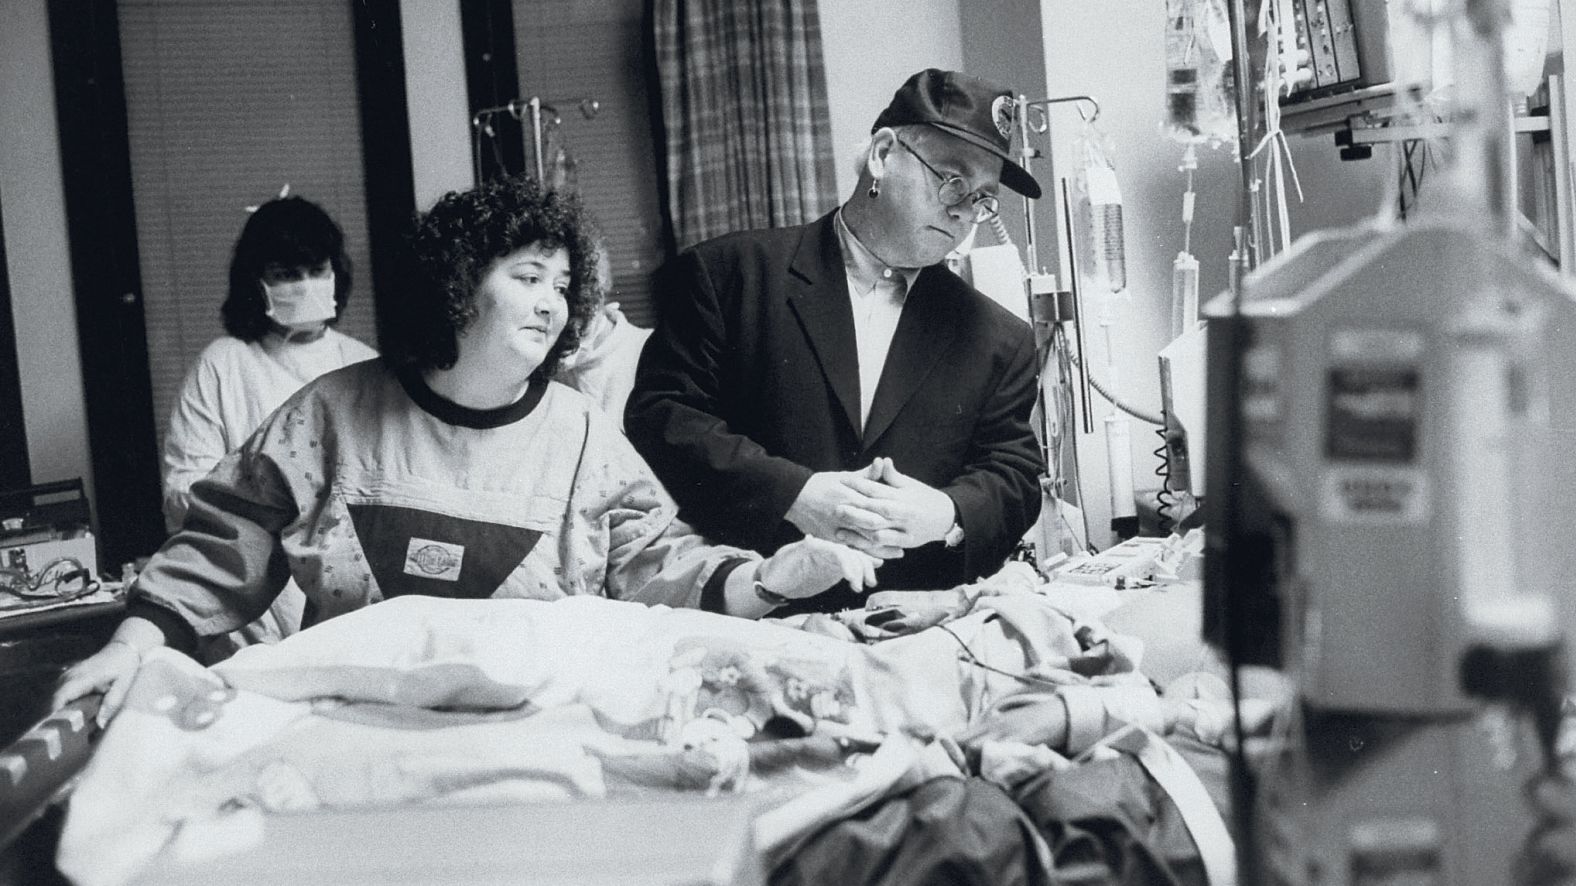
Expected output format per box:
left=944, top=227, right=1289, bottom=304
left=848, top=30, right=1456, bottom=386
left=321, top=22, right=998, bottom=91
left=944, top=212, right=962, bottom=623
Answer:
left=938, top=622, right=1070, bottom=690
left=0, top=557, right=100, bottom=611
left=1071, top=353, right=1165, bottom=425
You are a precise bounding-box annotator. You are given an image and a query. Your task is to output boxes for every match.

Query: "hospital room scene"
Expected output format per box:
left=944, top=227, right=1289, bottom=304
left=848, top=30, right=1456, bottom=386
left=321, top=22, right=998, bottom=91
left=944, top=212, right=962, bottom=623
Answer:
left=6, top=0, right=1576, bottom=883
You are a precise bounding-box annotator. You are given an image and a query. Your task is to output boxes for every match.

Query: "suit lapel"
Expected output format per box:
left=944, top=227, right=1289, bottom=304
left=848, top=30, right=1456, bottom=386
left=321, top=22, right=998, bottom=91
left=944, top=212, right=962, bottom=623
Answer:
left=786, top=213, right=862, bottom=437
left=861, top=267, right=959, bottom=451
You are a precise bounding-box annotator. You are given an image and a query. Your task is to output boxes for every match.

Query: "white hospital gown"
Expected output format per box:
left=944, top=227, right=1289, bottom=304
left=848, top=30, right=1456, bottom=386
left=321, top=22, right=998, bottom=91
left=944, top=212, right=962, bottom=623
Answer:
left=163, top=329, right=377, bottom=529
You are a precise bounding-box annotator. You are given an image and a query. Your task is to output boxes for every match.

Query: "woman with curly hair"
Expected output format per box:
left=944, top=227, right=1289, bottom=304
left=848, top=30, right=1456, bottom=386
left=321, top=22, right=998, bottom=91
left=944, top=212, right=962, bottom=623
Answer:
left=55, top=175, right=879, bottom=723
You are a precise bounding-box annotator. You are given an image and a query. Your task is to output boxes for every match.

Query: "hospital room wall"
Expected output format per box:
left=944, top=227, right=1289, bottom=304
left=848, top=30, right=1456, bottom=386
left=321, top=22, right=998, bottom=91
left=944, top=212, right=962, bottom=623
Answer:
left=0, top=0, right=472, bottom=529
left=1038, top=0, right=1393, bottom=547
left=400, top=0, right=473, bottom=211
left=821, top=0, right=965, bottom=198
left=0, top=0, right=95, bottom=508
left=3, top=0, right=1392, bottom=552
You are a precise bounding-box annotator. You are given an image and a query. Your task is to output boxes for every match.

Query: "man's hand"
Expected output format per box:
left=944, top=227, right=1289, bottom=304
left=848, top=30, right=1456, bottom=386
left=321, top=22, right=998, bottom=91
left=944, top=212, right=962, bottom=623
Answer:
left=833, top=457, right=956, bottom=550
left=785, top=466, right=904, bottom=558
left=758, top=537, right=883, bottom=599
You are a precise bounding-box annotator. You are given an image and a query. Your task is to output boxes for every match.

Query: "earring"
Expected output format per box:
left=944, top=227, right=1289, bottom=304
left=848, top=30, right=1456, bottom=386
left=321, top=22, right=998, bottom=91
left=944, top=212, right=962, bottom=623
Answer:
left=868, top=178, right=881, bottom=199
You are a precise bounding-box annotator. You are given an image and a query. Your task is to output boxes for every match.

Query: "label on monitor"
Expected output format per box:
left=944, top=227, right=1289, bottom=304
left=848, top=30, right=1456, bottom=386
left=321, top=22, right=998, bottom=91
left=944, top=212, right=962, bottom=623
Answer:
left=1321, top=467, right=1430, bottom=523
left=1321, top=328, right=1428, bottom=523
left=1325, top=328, right=1424, bottom=463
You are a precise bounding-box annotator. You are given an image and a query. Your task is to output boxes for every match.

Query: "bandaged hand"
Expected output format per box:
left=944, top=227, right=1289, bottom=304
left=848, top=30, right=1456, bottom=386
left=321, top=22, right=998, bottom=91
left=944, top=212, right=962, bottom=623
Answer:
left=786, top=465, right=905, bottom=559
left=758, top=537, right=882, bottom=599
left=833, top=457, right=955, bottom=550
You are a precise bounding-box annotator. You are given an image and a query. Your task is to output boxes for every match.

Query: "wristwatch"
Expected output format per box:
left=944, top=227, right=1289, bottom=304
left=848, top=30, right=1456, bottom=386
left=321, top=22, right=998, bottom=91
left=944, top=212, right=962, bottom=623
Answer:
left=753, top=578, right=792, bottom=608
left=943, top=520, right=965, bottom=548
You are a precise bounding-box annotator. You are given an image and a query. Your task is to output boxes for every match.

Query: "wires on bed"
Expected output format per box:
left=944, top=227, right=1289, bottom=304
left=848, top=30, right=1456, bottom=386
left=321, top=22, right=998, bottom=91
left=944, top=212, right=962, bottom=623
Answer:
left=937, top=623, right=1071, bottom=690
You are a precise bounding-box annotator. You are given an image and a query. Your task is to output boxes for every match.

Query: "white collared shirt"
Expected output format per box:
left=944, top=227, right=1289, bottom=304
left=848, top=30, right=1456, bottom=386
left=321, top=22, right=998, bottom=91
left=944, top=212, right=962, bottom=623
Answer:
left=834, top=211, right=920, bottom=432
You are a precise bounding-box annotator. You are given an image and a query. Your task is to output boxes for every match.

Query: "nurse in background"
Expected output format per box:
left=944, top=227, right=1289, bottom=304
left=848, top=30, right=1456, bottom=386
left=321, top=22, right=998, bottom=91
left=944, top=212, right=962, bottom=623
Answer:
left=161, top=194, right=377, bottom=653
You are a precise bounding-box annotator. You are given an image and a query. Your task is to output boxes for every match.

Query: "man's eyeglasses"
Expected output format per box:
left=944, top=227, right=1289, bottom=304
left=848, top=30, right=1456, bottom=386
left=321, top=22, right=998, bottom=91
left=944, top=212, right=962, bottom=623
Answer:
left=892, top=136, right=1000, bottom=224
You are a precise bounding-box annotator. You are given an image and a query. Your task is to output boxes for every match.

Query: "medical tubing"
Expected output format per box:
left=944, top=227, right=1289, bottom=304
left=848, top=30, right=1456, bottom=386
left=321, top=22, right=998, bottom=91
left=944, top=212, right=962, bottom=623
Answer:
left=988, top=213, right=1015, bottom=248
left=1074, top=356, right=1164, bottom=426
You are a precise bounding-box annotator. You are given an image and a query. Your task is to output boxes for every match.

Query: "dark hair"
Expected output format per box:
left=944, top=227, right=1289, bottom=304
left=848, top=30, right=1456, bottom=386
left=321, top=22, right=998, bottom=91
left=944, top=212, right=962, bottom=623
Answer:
left=384, top=175, right=601, bottom=379
left=221, top=196, right=354, bottom=341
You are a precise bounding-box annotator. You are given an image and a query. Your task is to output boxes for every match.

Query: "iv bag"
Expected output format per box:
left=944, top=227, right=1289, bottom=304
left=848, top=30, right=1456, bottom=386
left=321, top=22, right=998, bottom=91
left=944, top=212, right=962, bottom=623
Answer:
left=1072, top=129, right=1128, bottom=294
left=1164, top=0, right=1237, bottom=146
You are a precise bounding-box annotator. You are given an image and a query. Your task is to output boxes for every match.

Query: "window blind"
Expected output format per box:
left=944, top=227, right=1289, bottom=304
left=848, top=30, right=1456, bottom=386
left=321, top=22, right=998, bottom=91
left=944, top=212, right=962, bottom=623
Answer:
left=512, top=0, right=666, bottom=328
left=118, top=0, right=378, bottom=465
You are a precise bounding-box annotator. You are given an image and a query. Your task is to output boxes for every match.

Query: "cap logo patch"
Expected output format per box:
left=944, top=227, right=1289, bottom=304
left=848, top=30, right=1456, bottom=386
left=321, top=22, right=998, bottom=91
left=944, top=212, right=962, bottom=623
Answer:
left=991, top=96, right=1014, bottom=139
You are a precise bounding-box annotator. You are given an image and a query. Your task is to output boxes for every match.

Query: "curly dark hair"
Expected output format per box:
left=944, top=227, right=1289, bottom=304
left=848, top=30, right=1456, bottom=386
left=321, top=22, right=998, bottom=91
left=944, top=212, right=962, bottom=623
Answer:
left=221, top=196, right=354, bottom=342
left=384, top=175, right=602, bottom=380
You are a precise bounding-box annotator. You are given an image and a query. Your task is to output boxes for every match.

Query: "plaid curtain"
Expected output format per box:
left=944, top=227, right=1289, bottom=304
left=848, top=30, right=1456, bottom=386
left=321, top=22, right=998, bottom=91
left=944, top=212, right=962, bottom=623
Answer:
left=651, top=0, right=840, bottom=251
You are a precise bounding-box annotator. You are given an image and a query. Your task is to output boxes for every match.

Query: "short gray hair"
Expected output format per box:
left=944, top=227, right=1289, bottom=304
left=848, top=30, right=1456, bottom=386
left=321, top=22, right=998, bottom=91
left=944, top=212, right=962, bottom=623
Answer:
left=850, top=124, right=934, bottom=185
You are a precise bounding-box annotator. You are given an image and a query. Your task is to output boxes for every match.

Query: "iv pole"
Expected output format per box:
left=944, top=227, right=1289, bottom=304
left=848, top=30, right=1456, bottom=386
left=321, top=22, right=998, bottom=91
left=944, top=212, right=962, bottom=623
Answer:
left=471, top=96, right=601, bottom=185
left=1011, top=93, right=1102, bottom=557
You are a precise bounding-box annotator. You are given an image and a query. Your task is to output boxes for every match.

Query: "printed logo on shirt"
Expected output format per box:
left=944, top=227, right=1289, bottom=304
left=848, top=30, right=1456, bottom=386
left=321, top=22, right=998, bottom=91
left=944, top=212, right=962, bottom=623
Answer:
left=348, top=503, right=541, bottom=600
left=404, top=538, right=464, bottom=581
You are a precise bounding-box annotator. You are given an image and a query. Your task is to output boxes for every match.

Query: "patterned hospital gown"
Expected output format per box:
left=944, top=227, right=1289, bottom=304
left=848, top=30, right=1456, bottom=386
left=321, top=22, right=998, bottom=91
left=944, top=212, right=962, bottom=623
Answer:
left=132, top=359, right=755, bottom=641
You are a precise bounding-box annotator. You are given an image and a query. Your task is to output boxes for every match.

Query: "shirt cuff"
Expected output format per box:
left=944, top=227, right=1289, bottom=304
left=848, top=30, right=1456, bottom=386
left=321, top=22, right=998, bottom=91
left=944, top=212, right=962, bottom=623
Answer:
left=700, top=557, right=753, bottom=614
left=125, top=596, right=199, bottom=657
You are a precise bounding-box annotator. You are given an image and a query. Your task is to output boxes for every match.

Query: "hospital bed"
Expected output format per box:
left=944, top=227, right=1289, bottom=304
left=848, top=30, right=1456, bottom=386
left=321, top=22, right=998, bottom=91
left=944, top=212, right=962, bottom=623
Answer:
left=0, top=583, right=1244, bottom=886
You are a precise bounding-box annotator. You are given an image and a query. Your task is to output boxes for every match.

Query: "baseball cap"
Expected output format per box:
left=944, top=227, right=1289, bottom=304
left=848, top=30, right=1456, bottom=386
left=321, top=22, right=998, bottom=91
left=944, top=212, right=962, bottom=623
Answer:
left=872, top=68, right=1042, bottom=199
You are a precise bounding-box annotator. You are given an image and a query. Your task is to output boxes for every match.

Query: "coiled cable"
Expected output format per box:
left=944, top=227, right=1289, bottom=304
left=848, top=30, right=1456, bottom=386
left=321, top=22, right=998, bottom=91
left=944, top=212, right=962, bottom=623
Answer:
left=1154, top=424, right=1176, bottom=534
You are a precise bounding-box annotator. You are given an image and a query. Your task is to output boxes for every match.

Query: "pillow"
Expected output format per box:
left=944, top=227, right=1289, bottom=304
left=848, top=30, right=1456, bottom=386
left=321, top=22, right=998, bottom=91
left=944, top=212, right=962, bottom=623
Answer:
left=1099, top=582, right=1218, bottom=688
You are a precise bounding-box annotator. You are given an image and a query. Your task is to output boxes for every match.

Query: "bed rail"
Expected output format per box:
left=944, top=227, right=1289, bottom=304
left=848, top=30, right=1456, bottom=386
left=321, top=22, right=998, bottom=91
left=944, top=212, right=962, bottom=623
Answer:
left=0, top=695, right=102, bottom=850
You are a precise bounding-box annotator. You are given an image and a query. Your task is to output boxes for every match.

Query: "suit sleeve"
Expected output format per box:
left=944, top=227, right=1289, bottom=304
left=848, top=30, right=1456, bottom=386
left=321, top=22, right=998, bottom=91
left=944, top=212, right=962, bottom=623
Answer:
left=943, top=322, right=1044, bottom=578
left=625, top=250, right=812, bottom=551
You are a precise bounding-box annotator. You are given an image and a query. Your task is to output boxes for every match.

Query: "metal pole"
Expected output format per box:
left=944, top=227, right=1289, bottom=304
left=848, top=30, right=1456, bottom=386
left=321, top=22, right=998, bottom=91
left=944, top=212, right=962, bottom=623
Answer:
left=528, top=97, right=545, bottom=183
left=1225, top=0, right=1258, bottom=271
left=1016, top=95, right=1040, bottom=274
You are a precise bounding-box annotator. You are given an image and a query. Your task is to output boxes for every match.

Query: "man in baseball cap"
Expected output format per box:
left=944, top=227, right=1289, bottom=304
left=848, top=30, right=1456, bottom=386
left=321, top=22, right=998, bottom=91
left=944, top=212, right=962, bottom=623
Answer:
left=874, top=67, right=1041, bottom=199
left=628, top=69, right=1044, bottom=614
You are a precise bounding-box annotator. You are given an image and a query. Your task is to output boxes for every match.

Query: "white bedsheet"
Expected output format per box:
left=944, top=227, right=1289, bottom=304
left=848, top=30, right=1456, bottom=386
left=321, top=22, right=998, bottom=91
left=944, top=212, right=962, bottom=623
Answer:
left=57, top=593, right=1152, bottom=886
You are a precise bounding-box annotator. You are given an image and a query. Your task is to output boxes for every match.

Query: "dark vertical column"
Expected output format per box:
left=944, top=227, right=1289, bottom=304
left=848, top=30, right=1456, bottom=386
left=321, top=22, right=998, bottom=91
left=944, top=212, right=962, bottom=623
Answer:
left=0, top=190, right=32, bottom=493
left=460, top=0, right=524, bottom=181
left=351, top=0, right=417, bottom=352
left=47, top=0, right=164, bottom=569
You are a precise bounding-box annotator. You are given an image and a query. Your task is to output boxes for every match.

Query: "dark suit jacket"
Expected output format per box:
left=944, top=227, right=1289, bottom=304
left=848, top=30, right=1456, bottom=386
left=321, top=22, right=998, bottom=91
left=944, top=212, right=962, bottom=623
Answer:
left=626, top=211, right=1043, bottom=613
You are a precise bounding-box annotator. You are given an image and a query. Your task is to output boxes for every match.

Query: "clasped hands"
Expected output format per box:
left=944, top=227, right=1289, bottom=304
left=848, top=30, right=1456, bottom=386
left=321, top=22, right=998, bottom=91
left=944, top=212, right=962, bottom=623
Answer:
left=785, top=457, right=955, bottom=561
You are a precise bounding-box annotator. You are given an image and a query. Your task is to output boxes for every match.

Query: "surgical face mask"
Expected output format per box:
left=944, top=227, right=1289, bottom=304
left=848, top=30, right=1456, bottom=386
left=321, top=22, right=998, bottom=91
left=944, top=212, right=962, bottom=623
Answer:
left=261, top=273, right=336, bottom=327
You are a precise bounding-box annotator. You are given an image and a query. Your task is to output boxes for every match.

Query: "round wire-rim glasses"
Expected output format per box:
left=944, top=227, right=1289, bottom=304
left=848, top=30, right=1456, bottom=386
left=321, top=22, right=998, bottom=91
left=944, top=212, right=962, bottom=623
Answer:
left=891, top=135, right=1001, bottom=224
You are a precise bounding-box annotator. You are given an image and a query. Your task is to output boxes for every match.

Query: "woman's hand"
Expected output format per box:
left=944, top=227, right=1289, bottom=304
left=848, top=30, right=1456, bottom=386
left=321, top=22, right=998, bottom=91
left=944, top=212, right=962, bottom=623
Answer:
left=758, top=537, right=882, bottom=600
left=51, top=642, right=141, bottom=727
left=51, top=617, right=165, bottom=727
